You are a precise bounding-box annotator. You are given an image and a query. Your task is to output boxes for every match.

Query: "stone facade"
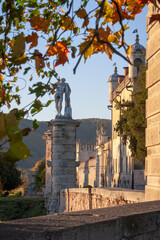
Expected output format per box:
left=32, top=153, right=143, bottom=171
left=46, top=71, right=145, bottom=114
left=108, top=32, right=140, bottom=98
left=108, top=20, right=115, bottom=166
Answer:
left=145, top=2, right=160, bottom=200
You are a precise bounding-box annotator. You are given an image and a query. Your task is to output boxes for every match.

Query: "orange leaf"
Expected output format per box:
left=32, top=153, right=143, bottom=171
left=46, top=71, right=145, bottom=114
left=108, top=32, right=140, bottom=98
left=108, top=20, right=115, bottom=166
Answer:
left=98, top=26, right=111, bottom=42
left=30, top=15, right=50, bottom=31
left=46, top=41, right=70, bottom=67
left=26, top=32, right=38, bottom=50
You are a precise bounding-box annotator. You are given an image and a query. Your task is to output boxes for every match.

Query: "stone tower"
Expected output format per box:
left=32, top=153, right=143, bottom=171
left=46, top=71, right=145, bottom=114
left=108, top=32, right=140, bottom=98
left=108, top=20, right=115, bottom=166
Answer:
left=108, top=66, right=119, bottom=103
left=129, top=34, right=146, bottom=80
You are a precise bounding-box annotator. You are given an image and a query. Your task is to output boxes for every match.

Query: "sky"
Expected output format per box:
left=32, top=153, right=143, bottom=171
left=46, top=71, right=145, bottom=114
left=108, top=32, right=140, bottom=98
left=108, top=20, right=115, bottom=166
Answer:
left=2, top=4, right=148, bottom=122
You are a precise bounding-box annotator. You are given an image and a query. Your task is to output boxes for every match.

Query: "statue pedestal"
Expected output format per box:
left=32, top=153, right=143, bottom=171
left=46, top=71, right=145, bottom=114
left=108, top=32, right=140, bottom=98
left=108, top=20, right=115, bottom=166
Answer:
left=47, top=118, right=80, bottom=214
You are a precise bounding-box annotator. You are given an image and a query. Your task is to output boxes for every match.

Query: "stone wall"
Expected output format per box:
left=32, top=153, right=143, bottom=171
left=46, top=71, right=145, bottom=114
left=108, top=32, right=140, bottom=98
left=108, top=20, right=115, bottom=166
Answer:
left=145, top=2, right=160, bottom=200
left=59, top=188, right=145, bottom=212
left=1, top=201, right=160, bottom=240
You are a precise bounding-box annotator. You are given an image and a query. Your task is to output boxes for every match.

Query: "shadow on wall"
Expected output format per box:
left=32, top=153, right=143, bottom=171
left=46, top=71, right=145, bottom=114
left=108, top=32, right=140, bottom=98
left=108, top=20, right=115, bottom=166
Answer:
left=95, top=155, right=99, bottom=188
left=84, top=161, right=89, bottom=186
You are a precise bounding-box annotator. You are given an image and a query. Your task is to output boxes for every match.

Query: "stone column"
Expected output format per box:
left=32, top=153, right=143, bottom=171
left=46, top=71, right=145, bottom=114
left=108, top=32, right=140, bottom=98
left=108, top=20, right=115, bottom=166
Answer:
left=42, top=130, right=52, bottom=198
left=47, top=119, right=80, bottom=214
left=145, top=2, right=160, bottom=200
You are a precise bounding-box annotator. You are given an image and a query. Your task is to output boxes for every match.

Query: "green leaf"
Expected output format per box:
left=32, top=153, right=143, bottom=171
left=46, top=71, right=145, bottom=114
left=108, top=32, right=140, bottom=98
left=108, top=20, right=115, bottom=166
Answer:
left=33, top=119, right=39, bottom=130
left=24, top=67, right=31, bottom=75
left=4, top=139, right=31, bottom=163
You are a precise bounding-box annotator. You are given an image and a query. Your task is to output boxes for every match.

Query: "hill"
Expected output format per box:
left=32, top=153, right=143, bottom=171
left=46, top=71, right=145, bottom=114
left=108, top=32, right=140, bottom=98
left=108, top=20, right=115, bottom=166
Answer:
left=16, top=118, right=111, bottom=170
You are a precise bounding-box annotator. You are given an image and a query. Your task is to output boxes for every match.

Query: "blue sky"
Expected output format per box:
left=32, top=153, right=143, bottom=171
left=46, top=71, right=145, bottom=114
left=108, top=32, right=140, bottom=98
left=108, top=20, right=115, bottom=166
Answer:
left=2, top=5, right=148, bottom=122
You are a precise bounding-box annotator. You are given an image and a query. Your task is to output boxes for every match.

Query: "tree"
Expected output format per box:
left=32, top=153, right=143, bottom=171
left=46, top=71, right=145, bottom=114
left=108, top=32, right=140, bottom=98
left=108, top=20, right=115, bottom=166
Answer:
left=0, top=0, right=159, bottom=162
left=35, top=158, right=45, bottom=189
left=0, top=155, right=22, bottom=192
left=114, top=65, right=147, bottom=164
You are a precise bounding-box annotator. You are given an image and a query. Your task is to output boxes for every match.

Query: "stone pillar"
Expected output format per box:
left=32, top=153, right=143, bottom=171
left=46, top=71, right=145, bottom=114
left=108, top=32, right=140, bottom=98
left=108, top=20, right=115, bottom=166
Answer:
left=47, top=119, right=80, bottom=214
left=145, top=2, right=160, bottom=200
left=43, top=130, right=52, bottom=198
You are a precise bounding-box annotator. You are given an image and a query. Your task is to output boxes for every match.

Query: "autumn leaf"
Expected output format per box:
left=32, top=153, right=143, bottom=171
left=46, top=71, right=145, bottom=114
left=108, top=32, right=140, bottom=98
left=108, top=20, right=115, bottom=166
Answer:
left=26, top=32, right=38, bottom=50
left=13, top=55, right=28, bottom=65
left=108, top=35, right=119, bottom=45
left=60, top=15, right=76, bottom=30
left=96, top=0, right=114, bottom=20
left=79, top=40, right=93, bottom=61
left=75, top=9, right=89, bottom=28
left=35, top=56, right=45, bottom=71
left=34, top=50, right=45, bottom=71
left=101, top=44, right=113, bottom=59
left=12, top=33, right=25, bottom=58
left=0, top=74, right=3, bottom=82
left=98, top=26, right=111, bottom=42
left=149, top=14, right=160, bottom=24
left=46, top=41, right=70, bottom=67
left=30, top=15, right=50, bottom=31
left=126, top=44, right=132, bottom=57
left=75, top=9, right=88, bottom=18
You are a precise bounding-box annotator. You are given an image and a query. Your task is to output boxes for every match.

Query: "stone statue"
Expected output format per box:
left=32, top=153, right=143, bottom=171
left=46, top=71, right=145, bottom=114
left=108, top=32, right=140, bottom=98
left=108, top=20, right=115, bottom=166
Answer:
left=54, top=78, right=72, bottom=119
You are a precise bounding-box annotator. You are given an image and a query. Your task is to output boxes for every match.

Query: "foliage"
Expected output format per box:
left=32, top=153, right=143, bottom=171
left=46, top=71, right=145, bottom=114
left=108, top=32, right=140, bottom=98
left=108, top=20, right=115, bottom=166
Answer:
left=114, top=65, right=147, bottom=163
left=0, top=155, right=22, bottom=191
left=35, top=158, right=45, bottom=189
left=0, top=0, right=158, bottom=163
left=0, top=197, right=46, bottom=221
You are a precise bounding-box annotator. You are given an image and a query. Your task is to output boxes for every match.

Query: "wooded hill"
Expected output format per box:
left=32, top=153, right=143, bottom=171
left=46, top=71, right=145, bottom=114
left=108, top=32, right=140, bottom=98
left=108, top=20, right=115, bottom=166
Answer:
left=17, top=118, right=111, bottom=170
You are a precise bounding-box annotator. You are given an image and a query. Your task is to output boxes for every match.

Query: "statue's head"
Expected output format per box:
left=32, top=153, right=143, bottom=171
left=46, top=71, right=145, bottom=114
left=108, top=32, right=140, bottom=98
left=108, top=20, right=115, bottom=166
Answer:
left=60, top=78, right=66, bottom=83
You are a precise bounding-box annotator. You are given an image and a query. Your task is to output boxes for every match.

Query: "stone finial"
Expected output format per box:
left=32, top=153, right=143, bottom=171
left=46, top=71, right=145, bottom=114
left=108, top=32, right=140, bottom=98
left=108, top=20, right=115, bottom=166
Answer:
left=114, top=66, right=118, bottom=74
left=135, top=34, right=139, bottom=44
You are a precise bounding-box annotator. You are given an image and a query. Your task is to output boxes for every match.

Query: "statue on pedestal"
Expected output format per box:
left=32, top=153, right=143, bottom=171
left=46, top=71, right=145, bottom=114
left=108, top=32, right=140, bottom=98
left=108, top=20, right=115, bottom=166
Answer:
left=54, top=78, right=72, bottom=119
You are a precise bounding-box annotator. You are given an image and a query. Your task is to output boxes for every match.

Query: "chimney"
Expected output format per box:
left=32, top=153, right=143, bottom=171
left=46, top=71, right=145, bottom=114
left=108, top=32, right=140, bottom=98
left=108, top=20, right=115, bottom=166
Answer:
left=123, top=67, right=129, bottom=77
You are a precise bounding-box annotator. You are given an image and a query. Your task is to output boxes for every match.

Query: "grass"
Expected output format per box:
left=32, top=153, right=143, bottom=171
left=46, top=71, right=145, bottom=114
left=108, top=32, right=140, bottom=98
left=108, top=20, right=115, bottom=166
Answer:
left=0, top=197, right=46, bottom=221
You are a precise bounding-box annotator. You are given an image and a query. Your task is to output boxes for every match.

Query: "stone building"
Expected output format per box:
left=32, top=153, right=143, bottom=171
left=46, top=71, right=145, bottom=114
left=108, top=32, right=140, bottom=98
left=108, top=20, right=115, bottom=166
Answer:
left=145, top=2, right=160, bottom=200
left=107, top=35, right=146, bottom=189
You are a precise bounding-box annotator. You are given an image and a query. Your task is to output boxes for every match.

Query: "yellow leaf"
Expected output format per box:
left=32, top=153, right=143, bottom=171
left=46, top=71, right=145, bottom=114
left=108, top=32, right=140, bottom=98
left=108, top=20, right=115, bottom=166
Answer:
left=79, top=41, right=93, bottom=61
left=123, top=24, right=130, bottom=31
left=108, top=35, right=119, bottom=45
left=60, top=8, right=66, bottom=14
left=95, top=0, right=114, bottom=19
left=61, top=15, right=76, bottom=30
left=12, top=33, right=25, bottom=58
left=126, top=44, right=132, bottom=57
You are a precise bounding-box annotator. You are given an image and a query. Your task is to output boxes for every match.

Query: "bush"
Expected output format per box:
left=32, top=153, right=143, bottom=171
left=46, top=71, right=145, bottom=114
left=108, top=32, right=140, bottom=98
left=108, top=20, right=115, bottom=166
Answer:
left=35, top=158, right=45, bottom=189
left=0, top=158, right=22, bottom=192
